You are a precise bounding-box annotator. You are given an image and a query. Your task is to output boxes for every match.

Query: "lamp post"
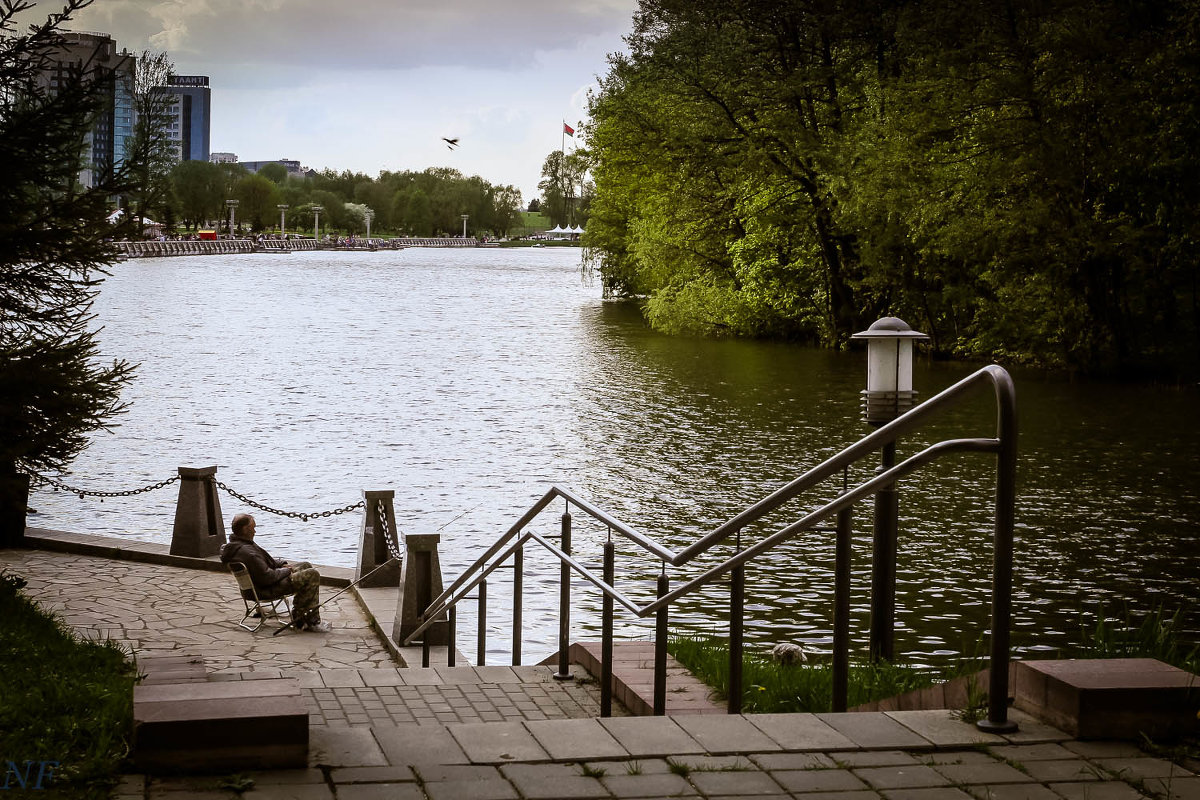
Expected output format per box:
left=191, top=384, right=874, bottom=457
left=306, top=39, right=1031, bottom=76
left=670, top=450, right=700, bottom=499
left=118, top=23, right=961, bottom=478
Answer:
left=312, top=205, right=323, bottom=240
left=364, top=208, right=374, bottom=240
left=225, top=199, right=239, bottom=238
left=461, top=214, right=469, bottom=238
left=277, top=204, right=289, bottom=235
left=850, top=317, right=929, bottom=662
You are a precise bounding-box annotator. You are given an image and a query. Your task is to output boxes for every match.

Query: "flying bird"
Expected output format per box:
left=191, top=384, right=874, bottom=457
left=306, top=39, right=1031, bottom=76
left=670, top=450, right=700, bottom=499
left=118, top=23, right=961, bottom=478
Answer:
left=443, top=137, right=459, bottom=150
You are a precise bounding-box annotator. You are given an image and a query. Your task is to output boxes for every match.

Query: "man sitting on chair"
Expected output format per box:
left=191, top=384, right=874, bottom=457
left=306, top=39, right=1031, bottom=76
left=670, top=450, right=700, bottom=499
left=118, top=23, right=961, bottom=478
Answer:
left=221, top=513, right=331, bottom=632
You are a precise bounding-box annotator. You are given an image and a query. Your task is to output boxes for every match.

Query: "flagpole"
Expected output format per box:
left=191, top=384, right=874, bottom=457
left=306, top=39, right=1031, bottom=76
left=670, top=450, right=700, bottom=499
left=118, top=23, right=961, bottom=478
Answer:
left=561, top=121, right=566, bottom=227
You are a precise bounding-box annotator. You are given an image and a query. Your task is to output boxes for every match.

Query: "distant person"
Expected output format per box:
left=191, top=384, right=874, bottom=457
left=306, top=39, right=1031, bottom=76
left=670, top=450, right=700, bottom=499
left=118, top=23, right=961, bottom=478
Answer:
left=220, top=513, right=331, bottom=632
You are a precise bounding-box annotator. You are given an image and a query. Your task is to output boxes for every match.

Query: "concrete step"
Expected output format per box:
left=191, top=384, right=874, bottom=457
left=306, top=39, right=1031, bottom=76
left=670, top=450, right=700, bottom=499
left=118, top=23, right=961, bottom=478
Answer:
left=566, top=641, right=725, bottom=715
left=133, top=677, right=308, bottom=772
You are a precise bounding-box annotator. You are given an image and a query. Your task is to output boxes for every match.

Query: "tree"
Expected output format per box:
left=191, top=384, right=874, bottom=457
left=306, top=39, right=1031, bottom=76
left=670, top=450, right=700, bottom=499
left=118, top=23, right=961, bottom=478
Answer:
left=233, top=173, right=280, bottom=231
left=257, top=162, right=287, bottom=184
left=528, top=198, right=541, bottom=213
left=170, top=159, right=223, bottom=229
left=121, top=49, right=177, bottom=237
left=0, top=0, right=136, bottom=544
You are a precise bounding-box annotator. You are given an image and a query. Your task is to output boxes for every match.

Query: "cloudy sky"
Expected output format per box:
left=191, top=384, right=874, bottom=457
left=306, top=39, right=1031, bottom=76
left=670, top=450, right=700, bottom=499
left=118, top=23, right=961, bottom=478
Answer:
left=49, top=0, right=638, bottom=202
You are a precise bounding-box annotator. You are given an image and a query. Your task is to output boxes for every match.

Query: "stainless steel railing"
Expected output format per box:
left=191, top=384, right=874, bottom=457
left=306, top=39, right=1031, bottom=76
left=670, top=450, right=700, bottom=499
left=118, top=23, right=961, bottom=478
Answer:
left=403, top=364, right=1017, bottom=731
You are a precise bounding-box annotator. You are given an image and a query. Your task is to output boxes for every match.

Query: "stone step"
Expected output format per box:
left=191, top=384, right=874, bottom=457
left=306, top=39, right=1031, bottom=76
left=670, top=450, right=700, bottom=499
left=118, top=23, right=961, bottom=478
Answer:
left=1014, top=657, right=1200, bottom=740
left=566, top=641, right=725, bottom=715
left=133, top=677, right=308, bottom=772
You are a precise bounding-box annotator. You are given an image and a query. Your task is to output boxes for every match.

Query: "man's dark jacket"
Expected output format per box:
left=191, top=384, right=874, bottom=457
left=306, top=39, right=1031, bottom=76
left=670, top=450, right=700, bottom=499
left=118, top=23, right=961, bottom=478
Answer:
left=221, top=537, right=289, bottom=596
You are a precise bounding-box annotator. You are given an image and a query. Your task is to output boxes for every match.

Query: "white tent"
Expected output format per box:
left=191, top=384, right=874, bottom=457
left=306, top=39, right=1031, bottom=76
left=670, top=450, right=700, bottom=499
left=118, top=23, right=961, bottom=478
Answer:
left=107, top=208, right=162, bottom=227
left=569, top=225, right=585, bottom=235
left=546, top=225, right=568, bottom=234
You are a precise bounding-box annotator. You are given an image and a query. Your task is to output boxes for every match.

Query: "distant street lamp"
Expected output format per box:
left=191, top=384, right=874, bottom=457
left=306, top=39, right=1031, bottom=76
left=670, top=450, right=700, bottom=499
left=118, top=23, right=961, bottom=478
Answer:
left=312, top=205, right=323, bottom=240
left=461, top=214, right=469, bottom=238
left=225, top=199, right=239, bottom=238
left=364, top=208, right=374, bottom=240
left=850, top=317, right=930, bottom=662
left=277, top=204, right=289, bottom=235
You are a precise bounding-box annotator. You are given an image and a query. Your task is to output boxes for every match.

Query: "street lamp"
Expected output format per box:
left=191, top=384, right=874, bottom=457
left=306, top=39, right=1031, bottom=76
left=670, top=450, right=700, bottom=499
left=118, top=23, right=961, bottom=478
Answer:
left=461, top=214, right=469, bottom=238
left=312, top=205, right=323, bottom=240
left=277, top=204, right=289, bottom=235
left=225, top=199, right=239, bottom=238
left=364, top=208, right=374, bottom=240
left=850, top=316, right=929, bottom=662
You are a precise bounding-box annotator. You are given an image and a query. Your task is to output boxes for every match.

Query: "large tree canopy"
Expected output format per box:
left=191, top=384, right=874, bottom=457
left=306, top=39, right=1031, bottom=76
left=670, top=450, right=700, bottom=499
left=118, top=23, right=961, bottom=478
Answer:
left=0, top=0, right=135, bottom=476
left=585, top=0, right=1200, bottom=376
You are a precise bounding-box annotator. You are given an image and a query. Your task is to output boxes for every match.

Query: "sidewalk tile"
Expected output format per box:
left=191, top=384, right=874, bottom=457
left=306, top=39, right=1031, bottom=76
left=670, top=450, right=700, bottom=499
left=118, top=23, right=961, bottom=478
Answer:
left=999, top=710, right=1071, bottom=744
left=449, top=721, right=550, bottom=764
left=524, top=718, right=628, bottom=761
left=359, top=669, right=405, bottom=687
left=598, top=716, right=706, bottom=757
left=239, top=785, right=333, bottom=799
left=397, top=668, right=443, bottom=685
left=687, top=771, right=782, bottom=796
left=436, top=667, right=484, bottom=684
left=372, top=723, right=470, bottom=768
left=886, top=710, right=1007, bottom=747
left=329, top=766, right=417, bottom=784
left=1019, top=760, right=1103, bottom=783
left=422, top=779, right=518, bottom=800
left=854, top=764, right=951, bottom=789
left=501, top=763, right=610, bottom=799
left=1048, top=782, right=1153, bottom=799
left=1092, top=757, right=1193, bottom=780
left=988, top=743, right=1079, bottom=762
left=962, top=785, right=1061, bottom=799
left=601, top=772, right=693, bottom=798
left=934, top=761, right=1033, bottom=785
left=309, top=726, right=387, bottom=768
left=749, top=752, right=835, bottom=771
left=1142, top=776, right=1200, bottom=798
left=474, top=666, right=522, bottom=684
left=770, top=768, right=868, bottom=793
left=333, top=786, right=424, bottom=800
left=671, top=714, right=781, bottom=753
left=829, top=750, right=920, bottom=768
left=319, top=669, right=365, bottom=688
left=747, top=712, right=858, bottom=751
left=884, top=790, right=973, bottom=800
left=816, top=713, right=932, bottom=750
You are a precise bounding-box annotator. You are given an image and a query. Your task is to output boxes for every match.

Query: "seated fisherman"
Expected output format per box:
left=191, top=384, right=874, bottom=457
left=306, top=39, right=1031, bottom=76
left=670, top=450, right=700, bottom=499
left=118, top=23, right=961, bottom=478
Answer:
left=221, top=513, right=331, bottom=632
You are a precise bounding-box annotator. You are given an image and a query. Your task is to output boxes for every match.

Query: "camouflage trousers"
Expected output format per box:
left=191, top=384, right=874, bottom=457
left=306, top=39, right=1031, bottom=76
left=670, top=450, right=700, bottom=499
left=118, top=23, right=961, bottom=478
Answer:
left=271, top=562, right=321, bottom=625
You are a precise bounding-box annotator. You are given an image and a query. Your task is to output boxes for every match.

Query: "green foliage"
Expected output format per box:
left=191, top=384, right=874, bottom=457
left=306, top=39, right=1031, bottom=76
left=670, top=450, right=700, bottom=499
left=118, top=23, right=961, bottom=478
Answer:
left=0, top=0, right=135, bottom=475
left=170, top=160, right=224, bottom=229
left=0, top=570, right=137, bottom=798
left=1075, top=606, right=1200, bottom=674
left=586, top=0, right=1200, bottom=376
left=233, top=173, right=281, bottom=232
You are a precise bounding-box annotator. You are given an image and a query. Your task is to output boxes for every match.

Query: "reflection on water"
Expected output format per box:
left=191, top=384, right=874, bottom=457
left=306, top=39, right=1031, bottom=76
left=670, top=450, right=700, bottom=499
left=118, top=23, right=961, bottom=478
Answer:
left=30, top=247, right=1200, bottom=666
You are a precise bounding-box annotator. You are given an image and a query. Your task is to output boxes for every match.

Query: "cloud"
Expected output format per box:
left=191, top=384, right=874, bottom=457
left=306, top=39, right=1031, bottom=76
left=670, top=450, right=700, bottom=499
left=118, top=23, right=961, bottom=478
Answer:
left=69, top=0, right=634, bottom=79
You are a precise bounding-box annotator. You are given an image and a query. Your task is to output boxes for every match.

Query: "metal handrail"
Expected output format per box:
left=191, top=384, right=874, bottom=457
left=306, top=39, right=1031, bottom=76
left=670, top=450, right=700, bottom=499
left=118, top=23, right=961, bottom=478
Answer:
left=407, top=364, right=1017, bottom=731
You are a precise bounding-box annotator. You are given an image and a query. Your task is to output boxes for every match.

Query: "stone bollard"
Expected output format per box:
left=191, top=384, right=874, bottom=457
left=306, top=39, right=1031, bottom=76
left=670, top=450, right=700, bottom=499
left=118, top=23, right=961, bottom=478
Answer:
left=392, top=534, right=448, bottom=646
left=169, top=466, right=226, bottom=557
left=356, top=490, right=402, bottom=587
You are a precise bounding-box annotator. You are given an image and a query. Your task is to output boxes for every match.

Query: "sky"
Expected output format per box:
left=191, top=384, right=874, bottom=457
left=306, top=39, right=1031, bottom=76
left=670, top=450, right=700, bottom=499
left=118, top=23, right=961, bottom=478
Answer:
left=42, top=0, right=639, bottom=203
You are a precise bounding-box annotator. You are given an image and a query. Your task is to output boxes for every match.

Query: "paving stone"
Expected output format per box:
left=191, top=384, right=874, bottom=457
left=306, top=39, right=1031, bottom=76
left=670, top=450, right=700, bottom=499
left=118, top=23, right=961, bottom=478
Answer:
left=422, top=778, right=519, bottom=800
left=746, top=713, right=858, bottom=751
left=1062, top=741, right=1145, bottom=759
left=781, top=793, right=881, bottom=800
left=372, top=723, right=470, bottom=768
left=882, top=789, right=973, bottom=800
left=989, top=743, right=1079, bottom=762
left=600, top=771, right=693, bottom=798
left=332, top=786, right=425, bottom=800
left=1048, top=782, right=1153, bottom=799
left=962, top=784, right=1062, bottom=799
left=829, top=750, right=922, bottom=768
left=1092, top=757, right=1193, bottom=781
left=501, top=763, right=611, bottom=798
left=934, top=760, right=1034, bottom=785
left=1018, top=759, right=1103, bottom=783
left=923, top=751, right=998, bottom=766
left=817, top=713, right=933, bottom=751
left=359, top=669, right=405, bottom=687
left=524, top=718, right=628, bottom=761
left=308, top=725, right=386, bottom=768
left=886, top=711, right=1008, bottom=747
left=748, top=752, right=836, bottom=771
left=770, top=768, right=869, bottom=793
left=855, top=764, right=953, bottom=790
left=449, top=721, right=550, bottom=764
left=329, top=766, right=417, bottom=784
left=598, top=716, right=706, bottom=758
left=671, top=714, right=782, bottom=753
left=239, top=785, right=335, bottom=799
left=686, top=770, right=783, bottom=796
left=1140, top=776, right=1200, bottom=799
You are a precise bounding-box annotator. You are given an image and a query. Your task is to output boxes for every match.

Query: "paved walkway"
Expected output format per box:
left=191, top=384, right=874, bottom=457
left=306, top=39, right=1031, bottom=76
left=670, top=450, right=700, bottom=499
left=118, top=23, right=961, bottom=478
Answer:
left=3, top=544, right=1197, bottom=800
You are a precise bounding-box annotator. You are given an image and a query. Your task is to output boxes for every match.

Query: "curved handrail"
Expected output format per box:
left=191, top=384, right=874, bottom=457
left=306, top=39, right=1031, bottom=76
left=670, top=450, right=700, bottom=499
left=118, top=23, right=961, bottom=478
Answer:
left=409, top=363, right=1017, bottom=731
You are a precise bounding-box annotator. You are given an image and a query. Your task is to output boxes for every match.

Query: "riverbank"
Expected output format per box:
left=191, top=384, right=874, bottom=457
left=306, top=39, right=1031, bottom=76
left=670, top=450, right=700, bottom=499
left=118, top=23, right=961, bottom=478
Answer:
left=113, top=237, right=483, bottom=259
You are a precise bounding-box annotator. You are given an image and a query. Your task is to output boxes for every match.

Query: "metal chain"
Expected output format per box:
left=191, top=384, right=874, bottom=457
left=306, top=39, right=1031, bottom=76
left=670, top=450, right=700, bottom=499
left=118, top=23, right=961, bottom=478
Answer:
left=211, top=479, right=364, bottom=522
left=375, top=498, right=404, bottom=560
left=29, top=472, right=180, bottom=499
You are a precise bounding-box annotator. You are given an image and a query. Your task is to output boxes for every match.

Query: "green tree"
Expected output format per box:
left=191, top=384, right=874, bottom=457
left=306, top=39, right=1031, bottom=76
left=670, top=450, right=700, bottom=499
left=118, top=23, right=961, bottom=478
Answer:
left=233, top=173, right=280, bottom=231
left=1, top=0, right=136, bottom=544
left=170, top=159, right=223, bottom=229
left=121, top=49, right=177, bottom=237
left=257, top=162, right=287, bottom=184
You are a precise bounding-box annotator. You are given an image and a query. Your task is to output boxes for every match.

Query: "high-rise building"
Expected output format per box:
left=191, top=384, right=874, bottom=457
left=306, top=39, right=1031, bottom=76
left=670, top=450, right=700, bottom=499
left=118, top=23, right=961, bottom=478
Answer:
left=41, top=32, right=135, bottom=187
left=160, top=75, right=211, bottom=162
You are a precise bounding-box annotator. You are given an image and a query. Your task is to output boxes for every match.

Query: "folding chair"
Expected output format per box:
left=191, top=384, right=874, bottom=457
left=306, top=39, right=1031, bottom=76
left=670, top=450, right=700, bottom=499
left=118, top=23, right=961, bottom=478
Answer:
left=228, top=562, right=293, bottom=632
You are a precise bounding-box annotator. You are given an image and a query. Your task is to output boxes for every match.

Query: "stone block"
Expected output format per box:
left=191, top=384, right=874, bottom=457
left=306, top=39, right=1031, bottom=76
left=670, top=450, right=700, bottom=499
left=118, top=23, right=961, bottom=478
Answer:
left=1012, top=659, right=1200, bottom=740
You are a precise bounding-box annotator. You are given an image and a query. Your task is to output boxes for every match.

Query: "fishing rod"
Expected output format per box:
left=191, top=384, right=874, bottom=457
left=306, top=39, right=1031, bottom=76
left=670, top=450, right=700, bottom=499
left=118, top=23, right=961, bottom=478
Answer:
left=273, top=556, right=401, bottom=636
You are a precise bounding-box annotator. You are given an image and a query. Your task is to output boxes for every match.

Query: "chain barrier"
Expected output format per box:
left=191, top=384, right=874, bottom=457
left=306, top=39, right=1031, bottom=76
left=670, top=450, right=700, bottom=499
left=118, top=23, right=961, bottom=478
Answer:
left=29, top=472, right=180, bottom=500
left=210, top=478, right=364, bottom=522
left=376, top=498, right=404, bottom=561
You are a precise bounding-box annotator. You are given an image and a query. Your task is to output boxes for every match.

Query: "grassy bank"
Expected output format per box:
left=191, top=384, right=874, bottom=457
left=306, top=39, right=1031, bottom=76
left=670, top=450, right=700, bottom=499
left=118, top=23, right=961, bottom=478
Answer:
left=0, top=570, right=137, bottom=798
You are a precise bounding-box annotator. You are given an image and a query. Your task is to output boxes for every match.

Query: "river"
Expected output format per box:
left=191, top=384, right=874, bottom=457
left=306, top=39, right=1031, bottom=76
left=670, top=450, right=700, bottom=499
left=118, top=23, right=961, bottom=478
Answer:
left=28, top=247, right=1200, bottom=666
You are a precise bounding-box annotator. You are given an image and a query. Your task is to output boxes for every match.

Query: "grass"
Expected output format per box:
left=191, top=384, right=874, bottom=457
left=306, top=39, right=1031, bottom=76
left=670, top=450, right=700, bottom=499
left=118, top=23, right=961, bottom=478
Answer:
left=1073, top=605, right=1200, bottom=673
left=0, top=570, right=138, bottom=799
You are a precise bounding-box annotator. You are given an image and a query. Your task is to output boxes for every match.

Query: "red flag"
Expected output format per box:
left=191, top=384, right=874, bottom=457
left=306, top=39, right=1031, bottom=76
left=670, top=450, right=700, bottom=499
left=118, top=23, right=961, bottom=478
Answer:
left=563, top=122, right=575, bottom=137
